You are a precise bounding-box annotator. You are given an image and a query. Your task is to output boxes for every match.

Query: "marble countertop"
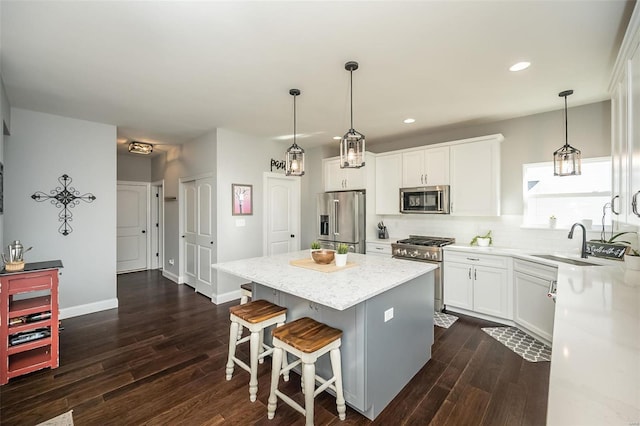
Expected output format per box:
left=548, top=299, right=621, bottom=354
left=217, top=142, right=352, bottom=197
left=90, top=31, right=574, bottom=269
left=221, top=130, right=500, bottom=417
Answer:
left=444, top=245, right=640, bottom=424
left=212, top=250, right=437, bottom=311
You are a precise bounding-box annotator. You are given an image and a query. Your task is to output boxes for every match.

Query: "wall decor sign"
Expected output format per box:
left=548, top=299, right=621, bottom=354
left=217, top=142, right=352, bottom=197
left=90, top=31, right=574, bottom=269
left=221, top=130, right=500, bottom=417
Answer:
left=585, top=242, right=628, bottom=260
left=232, top=184, right=252, bottom=216
left=270, top=159, right=286, bottom=172
left=31, top=174, right=97, bottom=236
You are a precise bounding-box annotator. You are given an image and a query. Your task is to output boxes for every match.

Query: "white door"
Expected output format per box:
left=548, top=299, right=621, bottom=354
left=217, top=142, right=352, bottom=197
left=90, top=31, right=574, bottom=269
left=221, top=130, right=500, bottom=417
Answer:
left=264, top=174, right=300, bottom=256
left=117, top=183, right=148, bottom=273
left=183, top=181, right=197, bottom=289
left=195, top=177, right=214, bottom=297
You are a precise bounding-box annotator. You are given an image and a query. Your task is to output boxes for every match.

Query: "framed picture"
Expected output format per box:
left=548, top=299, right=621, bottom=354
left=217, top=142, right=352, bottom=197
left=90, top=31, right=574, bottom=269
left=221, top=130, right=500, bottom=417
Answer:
left=232, top=184, right=253, bottom=216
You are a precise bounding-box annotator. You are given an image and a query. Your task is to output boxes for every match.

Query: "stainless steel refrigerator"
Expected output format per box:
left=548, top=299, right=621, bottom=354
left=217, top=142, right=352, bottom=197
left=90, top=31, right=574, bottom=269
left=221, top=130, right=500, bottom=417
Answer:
left=317, top=190, right=366, bottom=253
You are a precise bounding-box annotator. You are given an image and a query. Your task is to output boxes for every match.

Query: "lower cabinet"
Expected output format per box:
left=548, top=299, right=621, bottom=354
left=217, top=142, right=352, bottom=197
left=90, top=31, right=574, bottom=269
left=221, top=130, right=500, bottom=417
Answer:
left=513, top=259, right=557, bottom=345
left=365, top=242, right=392, bottom=257
left=443, top=251, right=511, bottom=320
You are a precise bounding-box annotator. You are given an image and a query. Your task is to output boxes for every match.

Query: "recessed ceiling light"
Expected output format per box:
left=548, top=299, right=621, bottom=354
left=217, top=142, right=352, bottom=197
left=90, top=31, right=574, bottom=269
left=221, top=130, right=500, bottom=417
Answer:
left=333, top=136, right=341, bottom=140
left=509, top=61, right=531, bottom=72
left=403, top=118, right=416, bottom=124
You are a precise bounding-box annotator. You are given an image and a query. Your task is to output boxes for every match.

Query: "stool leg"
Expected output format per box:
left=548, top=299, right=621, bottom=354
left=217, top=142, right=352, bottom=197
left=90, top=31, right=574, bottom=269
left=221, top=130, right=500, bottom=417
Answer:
left=240, top=295, right=248, bottom=305
left=330, top=348, right=346, bottom=420
left=275, top=322, right=289, bottom=382
left=258, top=329, right=265, bottom=364
left=249, top=330, right=260, bottom=402
left=302, top=362, right=316, bottom=426
left=267, top=347, right=283, bottom=420
left=226, top=320, right=239, bottom=380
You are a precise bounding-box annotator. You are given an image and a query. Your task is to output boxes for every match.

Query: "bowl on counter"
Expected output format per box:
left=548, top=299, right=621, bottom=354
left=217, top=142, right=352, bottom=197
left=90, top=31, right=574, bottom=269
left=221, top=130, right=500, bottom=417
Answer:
left=311, top=249, right=335, bottom=264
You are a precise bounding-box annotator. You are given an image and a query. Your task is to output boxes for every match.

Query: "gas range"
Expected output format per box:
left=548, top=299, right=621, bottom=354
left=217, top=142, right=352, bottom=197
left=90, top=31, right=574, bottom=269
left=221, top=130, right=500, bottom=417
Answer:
left=391, top=235, right=455, bottom=262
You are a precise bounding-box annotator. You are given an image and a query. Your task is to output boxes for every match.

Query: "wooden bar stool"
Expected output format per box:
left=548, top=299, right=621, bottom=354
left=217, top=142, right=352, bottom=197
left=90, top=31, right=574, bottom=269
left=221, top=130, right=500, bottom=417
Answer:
left=226, top=299, right=288, bottom=402
left=237, top=283, right=253, bottom=340
left=240, top=282, right=253, bottom=305
left=267, top=317, right=346, bottom=426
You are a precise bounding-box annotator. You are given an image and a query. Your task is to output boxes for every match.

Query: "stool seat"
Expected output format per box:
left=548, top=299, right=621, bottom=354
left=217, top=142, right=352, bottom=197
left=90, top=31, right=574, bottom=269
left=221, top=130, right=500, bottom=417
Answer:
left=272, top=317, right=342, bottom=353
left=230, top=299, right=285, bottom=323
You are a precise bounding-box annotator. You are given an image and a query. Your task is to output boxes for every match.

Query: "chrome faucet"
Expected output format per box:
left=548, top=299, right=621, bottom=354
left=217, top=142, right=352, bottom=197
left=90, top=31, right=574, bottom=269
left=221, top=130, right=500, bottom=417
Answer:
left=568, top=223, right=588, bottom=258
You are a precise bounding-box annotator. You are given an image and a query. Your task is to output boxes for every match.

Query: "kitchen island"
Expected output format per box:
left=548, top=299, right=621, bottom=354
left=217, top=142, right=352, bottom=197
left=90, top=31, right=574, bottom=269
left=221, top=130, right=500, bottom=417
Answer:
left=213, top=250, right=437, bottom=420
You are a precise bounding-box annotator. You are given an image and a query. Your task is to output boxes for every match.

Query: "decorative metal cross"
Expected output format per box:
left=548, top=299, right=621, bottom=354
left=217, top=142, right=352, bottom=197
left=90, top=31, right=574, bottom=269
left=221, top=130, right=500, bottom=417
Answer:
left=31, top=174, right=96, bottom=236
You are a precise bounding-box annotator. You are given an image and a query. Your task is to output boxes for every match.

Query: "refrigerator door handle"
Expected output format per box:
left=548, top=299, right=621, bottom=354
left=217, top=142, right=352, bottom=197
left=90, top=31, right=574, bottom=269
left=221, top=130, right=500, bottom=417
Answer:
left=333, top=199, right=340, bottom=236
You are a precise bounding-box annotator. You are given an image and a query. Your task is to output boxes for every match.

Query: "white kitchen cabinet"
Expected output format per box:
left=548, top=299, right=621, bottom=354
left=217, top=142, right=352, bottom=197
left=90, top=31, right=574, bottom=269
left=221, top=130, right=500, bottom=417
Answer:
left=610, top=9, right=640, bottom=226
left=401, top=146, right=449, bottom=187
left=449, top=136, right=501, bottom=216
left=323, top=154, right=375, bottom=192
left=366, top=241, right=392, bottom=257
left=375, top=153, right=402, bottom=215
left=443, top=250, right=511, bottom=320
left=513, top=259, right=557, bottom=345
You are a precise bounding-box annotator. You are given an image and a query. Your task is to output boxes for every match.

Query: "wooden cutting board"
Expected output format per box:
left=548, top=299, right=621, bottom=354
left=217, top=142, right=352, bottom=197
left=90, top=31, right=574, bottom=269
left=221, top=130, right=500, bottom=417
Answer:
left=289, top=257, right=357, bottom=273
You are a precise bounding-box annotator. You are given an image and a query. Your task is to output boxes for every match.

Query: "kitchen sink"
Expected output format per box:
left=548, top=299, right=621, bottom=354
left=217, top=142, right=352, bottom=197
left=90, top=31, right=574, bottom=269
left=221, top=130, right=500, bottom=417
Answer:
left=531, top=254, right=602, bottom=266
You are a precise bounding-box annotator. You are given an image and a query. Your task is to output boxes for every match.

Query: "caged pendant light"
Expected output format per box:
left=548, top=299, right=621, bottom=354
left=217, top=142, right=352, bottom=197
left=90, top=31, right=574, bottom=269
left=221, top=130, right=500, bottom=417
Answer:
left=340, top=61, right=365, bottom=168
left=128, top=141, right=153, bottom=155
left=285, top=88, right=305, bottom=176
left=553, top=90, right=581, bottom=176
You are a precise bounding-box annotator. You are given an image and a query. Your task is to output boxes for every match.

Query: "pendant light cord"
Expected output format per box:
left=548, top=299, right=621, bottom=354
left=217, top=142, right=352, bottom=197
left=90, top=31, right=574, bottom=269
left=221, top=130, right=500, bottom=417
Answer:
left=293, top=93, right=297, bottom=147
left=564, top=94, right=569, bottom=148
left=350, top=68, right=354, bottom=131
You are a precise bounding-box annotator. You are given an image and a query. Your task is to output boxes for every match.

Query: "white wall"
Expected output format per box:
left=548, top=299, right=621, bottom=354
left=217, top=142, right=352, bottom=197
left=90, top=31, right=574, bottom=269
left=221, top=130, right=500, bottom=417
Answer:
left=215, top=128, right=286, bottom=298
left=117, top=153, right=152, bottom=182
left=5, top=108, right=117, bottom=317
left=0, top=74, right=9, bottom=248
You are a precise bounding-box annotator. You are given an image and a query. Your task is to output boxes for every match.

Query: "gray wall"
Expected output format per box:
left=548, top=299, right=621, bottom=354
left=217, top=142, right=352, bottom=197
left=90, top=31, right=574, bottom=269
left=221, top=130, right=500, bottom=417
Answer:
left=5, top=108, right=117, bottom=316
left=117, top=153, right=152, bottom=182
left=0, top=74, right=9, bottom=248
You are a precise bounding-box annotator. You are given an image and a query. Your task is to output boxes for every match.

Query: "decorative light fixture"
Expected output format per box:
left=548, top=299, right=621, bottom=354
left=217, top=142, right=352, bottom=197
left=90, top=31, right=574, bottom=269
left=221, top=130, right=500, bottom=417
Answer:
left=285, top=88, right=305, bottom=176
left=128, top=141, right=153, bottom=155
left=340, top=61, right=365, bottom=168
left=553, top=89, right=581, bottom=176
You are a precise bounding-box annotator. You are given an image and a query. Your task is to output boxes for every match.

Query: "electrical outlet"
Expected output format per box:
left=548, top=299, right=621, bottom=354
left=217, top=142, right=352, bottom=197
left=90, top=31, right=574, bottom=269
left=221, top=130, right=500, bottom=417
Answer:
left=384, top=308, right=394, bottom=322
left=235, top=219, right=246, bottom=227
left=168, top=259, right=175, bottom=266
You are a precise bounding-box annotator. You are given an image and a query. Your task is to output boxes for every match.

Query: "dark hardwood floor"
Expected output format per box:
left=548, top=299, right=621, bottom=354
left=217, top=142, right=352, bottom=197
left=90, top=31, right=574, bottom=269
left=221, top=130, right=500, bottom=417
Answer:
left=1, top=270, right=550, bottom=425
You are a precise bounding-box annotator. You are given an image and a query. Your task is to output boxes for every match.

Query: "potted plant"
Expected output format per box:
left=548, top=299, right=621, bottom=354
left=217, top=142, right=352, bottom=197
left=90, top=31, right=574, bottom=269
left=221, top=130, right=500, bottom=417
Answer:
left=335, top=243, right=349, bottom=267
left=470, top=231, right=492, bottom=247
left=310, top=241, right=321, bottom=258
left=624, top=248, right=640, bottom=271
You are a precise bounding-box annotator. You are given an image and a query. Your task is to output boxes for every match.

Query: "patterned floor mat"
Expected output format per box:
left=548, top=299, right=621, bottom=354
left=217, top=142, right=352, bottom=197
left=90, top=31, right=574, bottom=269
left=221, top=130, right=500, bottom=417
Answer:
left=482, top=326, right=552, bottom=362
left=434, top=311, right=459, bottom=328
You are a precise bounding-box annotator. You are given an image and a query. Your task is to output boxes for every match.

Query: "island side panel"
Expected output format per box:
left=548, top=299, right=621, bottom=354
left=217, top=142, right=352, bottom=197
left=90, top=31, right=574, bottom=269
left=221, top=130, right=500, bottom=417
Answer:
left=365, top=271, right=434, bottom=419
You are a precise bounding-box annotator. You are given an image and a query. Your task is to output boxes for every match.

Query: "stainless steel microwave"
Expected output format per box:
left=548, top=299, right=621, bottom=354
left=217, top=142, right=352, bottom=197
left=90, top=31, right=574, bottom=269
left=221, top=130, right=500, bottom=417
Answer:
left=400, top=185, right=450, bottom=214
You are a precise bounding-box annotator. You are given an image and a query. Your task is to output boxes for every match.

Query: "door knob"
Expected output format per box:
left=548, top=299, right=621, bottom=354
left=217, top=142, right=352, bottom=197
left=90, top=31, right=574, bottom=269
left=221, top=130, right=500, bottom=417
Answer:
left=142, top=230, right=146, bottom=234
left=210, top=241, right=214, bottom=244
left=290, top=234, right=295, bottom=238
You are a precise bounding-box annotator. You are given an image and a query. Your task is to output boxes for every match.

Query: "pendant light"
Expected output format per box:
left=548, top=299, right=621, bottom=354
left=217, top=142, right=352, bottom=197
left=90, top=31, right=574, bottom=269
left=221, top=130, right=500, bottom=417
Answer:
left=340, top=61, right=365, bottom=168
left=285, top=88, right=305, bottom=176
left=553, top=90, right=581, bottom=176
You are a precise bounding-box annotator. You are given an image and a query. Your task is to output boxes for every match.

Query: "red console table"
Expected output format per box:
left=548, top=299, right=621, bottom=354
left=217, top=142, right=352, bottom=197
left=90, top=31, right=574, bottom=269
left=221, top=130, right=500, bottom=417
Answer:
left=0, top=260, right=63, bottom=385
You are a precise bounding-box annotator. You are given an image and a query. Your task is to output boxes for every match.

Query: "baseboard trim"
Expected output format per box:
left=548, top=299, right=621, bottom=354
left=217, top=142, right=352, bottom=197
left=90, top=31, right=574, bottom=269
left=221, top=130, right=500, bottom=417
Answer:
left=162, top=270, right=180, bottom=284
left=59, top=298, right=119, bottom=319
left=213, top=289, right=240, bottom=305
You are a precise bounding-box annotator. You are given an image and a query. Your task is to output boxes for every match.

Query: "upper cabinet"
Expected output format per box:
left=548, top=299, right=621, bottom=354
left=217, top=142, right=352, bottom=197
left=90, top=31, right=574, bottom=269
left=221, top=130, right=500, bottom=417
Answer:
left=401, top=146, right=449, bottom=187
left=375, top=153, right=402, bottom=215
left=449, top=136, right=502, bottom=216
left=610, top=4, right=640, bottom=226
left=323, top=157, right=367, bottom=191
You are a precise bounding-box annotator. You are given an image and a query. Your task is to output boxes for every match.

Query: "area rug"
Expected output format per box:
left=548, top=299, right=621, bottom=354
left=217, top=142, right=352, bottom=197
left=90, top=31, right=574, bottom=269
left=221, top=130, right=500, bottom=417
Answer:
left=36, top=410, right=74, bottom=426
left=482, top=326, right=552, bottom=362
left=434, top=311, right=458, bottom=328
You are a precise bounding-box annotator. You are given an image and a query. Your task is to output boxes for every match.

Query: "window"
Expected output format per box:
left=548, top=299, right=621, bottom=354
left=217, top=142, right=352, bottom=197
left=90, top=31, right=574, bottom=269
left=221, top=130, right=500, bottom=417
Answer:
left=523, top=157, right=611, bottom=228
